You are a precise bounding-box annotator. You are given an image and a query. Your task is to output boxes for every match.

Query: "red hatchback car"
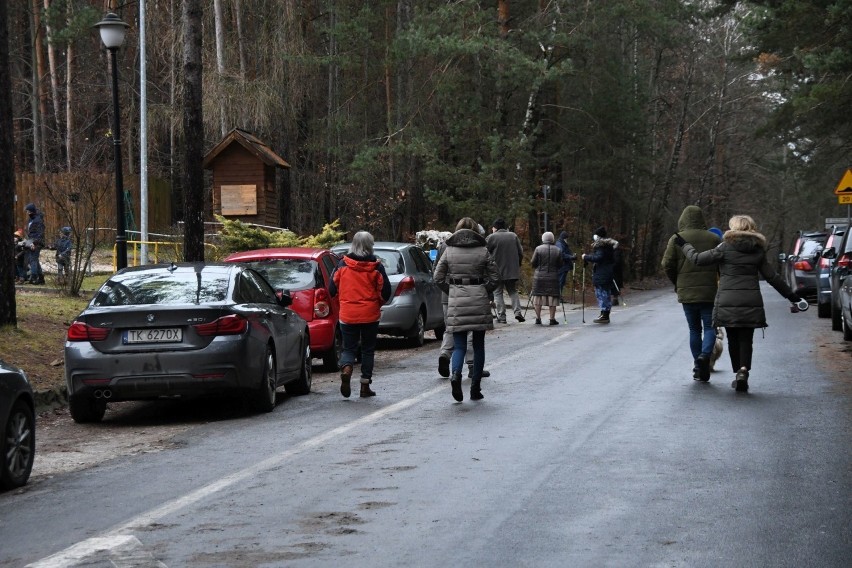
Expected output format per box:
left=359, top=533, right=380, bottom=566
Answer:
left=224, top=248, right=342, bottom=371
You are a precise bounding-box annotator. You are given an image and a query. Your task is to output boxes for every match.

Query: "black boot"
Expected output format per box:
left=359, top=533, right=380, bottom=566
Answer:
left=450, top=372, right=463, bottom=402
left=340, top=365, right=352, bottom=398
left=593, top=311, right=610, bottom=324
left=470, top=379, right=484, bottom=400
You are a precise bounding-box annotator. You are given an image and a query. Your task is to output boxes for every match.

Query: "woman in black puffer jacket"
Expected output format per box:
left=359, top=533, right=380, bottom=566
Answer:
left=676, top=215, right=803, bottom=392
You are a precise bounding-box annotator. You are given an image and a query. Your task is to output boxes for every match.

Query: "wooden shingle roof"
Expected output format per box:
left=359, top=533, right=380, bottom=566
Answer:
left=203, top=128, right=290, bottom=169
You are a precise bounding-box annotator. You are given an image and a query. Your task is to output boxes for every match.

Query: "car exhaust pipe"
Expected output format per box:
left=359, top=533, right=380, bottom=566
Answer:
left=102, top=389, right=112, bottom=399
left=93, top=389, right=102, bottom=398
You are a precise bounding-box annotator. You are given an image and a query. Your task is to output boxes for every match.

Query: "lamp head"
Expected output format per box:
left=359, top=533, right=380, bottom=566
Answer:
left=94, top=12, right=129, bottom=49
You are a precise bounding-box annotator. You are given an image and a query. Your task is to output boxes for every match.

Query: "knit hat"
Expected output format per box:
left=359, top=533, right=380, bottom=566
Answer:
left=542, top=231, right=555, bottom=244
left=593, top=226, right=607, bottom=239
left=61, top=226, right=72, bottom=235
left=708, top=227, right=723, bottom=238
left=14, top=229, right=23, bottom=238
left=25, top=203, right=36, bottom=213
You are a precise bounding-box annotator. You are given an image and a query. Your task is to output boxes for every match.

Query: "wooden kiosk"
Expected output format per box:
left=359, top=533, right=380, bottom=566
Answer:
left=203, top=128, right=290, bottom=226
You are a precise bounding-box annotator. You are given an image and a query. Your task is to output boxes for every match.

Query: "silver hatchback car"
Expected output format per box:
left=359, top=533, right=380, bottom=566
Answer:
left=332, top=242, right=445, bottom=345
left=64, top=263, right=312, bottom=423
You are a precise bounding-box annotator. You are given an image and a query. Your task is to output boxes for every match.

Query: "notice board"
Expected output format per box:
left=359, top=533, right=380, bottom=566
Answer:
left=221, top=185, right=258, bottom=215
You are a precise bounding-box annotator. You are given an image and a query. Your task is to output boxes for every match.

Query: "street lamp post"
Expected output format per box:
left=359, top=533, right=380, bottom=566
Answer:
left=94, top=12, right=129, bottom=270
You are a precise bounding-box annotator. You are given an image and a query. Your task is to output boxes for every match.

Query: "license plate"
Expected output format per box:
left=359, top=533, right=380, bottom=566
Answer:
left=124, top=328, right=183, bottom=344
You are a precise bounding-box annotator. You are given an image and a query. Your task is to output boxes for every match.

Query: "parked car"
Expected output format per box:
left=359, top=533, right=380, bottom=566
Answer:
left=815, top=225, right=846, bottom=318
left=224, top=248, right=342, bottom=371
left=331, top=242, right=445, bottom=345
left=0, top=359, right=35, bottom=490
left=64, top=263, right=312, bottom=423
left=779, top=231, right=828, bottom=299
left=823, top=225, right=852, bottom=337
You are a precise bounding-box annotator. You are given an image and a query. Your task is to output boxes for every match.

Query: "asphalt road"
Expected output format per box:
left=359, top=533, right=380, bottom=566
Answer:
left=1, top=285, right=850, bottom=567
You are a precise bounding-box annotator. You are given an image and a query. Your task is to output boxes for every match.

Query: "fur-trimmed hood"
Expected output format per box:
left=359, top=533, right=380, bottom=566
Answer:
left=723, top=229, right=766, bottom=252
left=446, top=228, right=487, bottom=248
left=590, top=237, right=618, bottom=249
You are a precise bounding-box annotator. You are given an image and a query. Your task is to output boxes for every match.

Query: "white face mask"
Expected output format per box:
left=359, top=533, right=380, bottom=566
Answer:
left=593, top=234, right=599, bottom=242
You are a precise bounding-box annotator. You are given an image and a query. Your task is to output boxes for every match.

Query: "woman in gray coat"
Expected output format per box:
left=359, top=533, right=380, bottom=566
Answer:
left=434, top=217, right=500, bottom=402
left=531, top=232, right=563, bottom=325
left=675, top=215, right=803, bottom=392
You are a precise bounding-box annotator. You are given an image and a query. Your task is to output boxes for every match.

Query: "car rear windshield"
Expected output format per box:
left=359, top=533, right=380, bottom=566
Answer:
left=92, top=272, right=229, bottom=306
left=799, top=239, right=824, bottom=258
left=375, top=250, right=405, bottom=275
left=241, top=259, right=320, bottom=291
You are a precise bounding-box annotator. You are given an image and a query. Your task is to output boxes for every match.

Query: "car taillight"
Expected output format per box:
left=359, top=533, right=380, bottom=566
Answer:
left=793, top=260, right=813, bottom=271
left=193, top=314, right=248, bottom=336
left=67, top=321, right=110, bottom=342
left=838, top=255, right=852, bottom=269
left=314, top=288, right=331, bottom=318
left=394, top=276, right=416, bottom=297
left=819, top=256, right=830, bottom=269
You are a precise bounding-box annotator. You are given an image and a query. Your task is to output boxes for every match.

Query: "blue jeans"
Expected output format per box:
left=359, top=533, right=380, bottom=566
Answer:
left=25, top=247, right=42, bottom=279
left=452, top=330, right=485, bottom=380
left=339, top=321, right=379, bottom=381
left=594, top=285, right=612, bottom=311
left=682, top=302, right=715, bottom=359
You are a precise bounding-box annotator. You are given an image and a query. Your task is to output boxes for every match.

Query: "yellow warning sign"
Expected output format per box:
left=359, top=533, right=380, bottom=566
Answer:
left=834, top=168, right=852, bottom=195
left=840, top=195, right=852, bottom=205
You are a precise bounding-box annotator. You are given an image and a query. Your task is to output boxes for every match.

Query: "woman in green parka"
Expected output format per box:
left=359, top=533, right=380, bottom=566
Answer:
left=674, top=215, right=804, bottom=392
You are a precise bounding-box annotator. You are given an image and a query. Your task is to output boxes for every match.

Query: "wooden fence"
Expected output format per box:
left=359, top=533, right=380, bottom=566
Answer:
left=12, top=173, right=172, bottom=237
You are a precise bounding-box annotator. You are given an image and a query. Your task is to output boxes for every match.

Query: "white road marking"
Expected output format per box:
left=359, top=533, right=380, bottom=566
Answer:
left=27, top=327, right=580, bottom=567
left=28, top=535, right=166, bottom=568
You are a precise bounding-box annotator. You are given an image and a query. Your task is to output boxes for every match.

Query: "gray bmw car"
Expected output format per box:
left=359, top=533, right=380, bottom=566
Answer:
left=64, top=263, right=312, bottom=423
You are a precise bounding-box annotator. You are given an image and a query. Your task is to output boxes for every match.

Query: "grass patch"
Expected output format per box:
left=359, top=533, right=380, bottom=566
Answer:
left=2, top=291, right=91, bottom=393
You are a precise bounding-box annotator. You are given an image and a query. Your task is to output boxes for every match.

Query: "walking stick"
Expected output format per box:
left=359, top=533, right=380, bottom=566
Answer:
left=571, top=264, right=576, bottom=304
left=612, top=279, right=627, bottom=308
left=581, top=262, right=586, bottom=323
left=522, top=291, right=533, bottom=319
left=561, top=292, right=568, bottom=323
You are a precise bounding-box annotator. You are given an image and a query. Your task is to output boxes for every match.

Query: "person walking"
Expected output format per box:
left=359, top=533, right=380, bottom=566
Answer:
left=555, top=231, right=576, bottom=302
left=434, top=217, right=500, bottom=402
left=436, top=225, right=491, bottom=380
left=662, top=205, right=721, bottom=381
left=530, top=232, right=564, bottom=325
left=674, top=214, right=803, bottom=392
left=581, top=226, right=617, bottom=323
left=329, top=231, right=392, bottom=398
left=51, top=227, right=73, bottom=285
left=23, top=203, right=45, bottom=285
left=486, top=218, right=525, bottom=323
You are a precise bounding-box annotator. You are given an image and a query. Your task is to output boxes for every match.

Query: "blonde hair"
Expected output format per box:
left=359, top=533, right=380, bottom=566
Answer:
left=455, top=217, right=478, bottom=231
left=728, top=215, right=757, bottom=232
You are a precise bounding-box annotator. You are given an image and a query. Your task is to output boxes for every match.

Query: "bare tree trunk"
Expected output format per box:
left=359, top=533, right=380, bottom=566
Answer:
left=0, top=0, right=18, bottom=325
left=29, top=10, right=43, bottom=172
left=43, top=0, right=62, bottom=164
left=213, top=0, right=226, bottom=135
left=182, top=0, right=205, bottom=261
left=31, top=0, right=48, bottom=171
left=234, top=0, right=246, bottom=80
left=65, top=4, right=74, bottom=171
left=384, top=4, right=394, bottom=188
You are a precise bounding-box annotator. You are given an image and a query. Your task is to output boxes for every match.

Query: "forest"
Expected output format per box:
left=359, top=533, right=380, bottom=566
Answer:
left=2, top=0, right=851, bottom=281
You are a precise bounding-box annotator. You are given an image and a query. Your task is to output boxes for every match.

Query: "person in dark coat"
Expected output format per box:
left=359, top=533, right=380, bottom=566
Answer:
left=13, top=229, right=28, bottom=283
left=531, top=232, right=563, bottom=325
left=675, top=214, right=803, bottom=392
left=51, top=226, right=73, bottom=284
left=581, top=226, right=617, bottom=323
left=662, top=206, right=722, bottom=381
left=434, top=217, right=500, bottom=402
left=555, top=231, right=576, bottom=302
left=24, top=203, right=45, bottom=285
left=329, top=231, right=392, bottom=398
left=486, top=218, right=525, bottom=323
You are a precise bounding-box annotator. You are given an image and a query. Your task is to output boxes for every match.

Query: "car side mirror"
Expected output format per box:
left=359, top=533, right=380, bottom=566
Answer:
left=277, top=290, right=293, bottom=307
left=821, top=247, right=836, bottom=260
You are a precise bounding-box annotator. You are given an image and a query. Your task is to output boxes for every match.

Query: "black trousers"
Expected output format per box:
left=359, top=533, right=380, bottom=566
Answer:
left=725, top=327, right=755, bottom=372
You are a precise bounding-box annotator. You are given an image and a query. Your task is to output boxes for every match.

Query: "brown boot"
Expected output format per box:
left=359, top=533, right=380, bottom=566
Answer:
left=360, top=379, right=376, bottom=398
left=340, top=365, right=353, bottom=398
